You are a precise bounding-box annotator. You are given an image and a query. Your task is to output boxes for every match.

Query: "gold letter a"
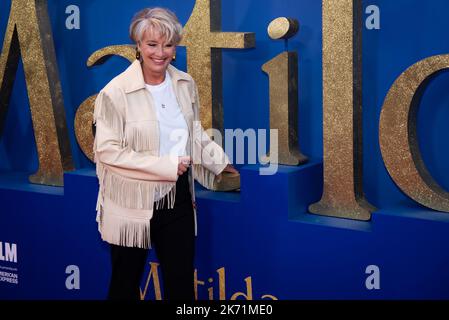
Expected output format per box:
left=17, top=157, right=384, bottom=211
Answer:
left=0, top=0, right=74, bottom=186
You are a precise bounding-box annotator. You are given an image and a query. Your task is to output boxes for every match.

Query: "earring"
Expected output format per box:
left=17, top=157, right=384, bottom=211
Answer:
left=172, top=53, right=176, bottom=61
left=136, top=49, right=141, bottom=60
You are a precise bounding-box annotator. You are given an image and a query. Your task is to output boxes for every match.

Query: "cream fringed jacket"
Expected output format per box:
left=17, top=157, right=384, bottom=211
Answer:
left=93, top=60, right=229, bottom=248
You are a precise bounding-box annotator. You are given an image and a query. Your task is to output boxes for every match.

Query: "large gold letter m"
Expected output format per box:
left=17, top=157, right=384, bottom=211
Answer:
left=0, top=0, right=73, bottom=186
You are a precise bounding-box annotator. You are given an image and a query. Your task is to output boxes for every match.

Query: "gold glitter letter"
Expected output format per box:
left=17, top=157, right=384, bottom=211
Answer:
left=379, top=55, right=449, bottom=212
left=180, top=0, right=255, bottom=135
left=74, top=95, right=96, bottom=162
left=140, top=262, right=162, bottom=300
left=262, top=52, right=308, bottom=165
left=309, top=0, right=375, bottom=220
left=0, top=0, right=73, bottom=186
left=74, top=45, right=135, bottom=162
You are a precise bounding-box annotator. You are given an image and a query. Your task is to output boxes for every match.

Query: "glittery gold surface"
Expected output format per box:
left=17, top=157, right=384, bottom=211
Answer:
left=217, top=267, right=225, bottom=300
left=214, top=171, right=240, bottom=191
left=141, top=262, right=162, bottom=300
left=75, top=46, right=136, bottom=162
left=87, top=45, right=135, bottom=66
left=262, top=52, right=307, bottom=165
left=180, top=0, right=255, bottom=133
left=0, top=0, right=74, bottom=186
left=267, top=17, right=299, bottom=40
left=74, top=95, right=96, bottom=162
left=309, top=0, right=374, bottom=220
left=380, top=55, right=449, bottom=212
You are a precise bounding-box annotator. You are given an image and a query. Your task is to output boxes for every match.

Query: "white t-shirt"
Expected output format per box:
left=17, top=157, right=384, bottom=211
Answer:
left=145, top=72, right=188, bottom=158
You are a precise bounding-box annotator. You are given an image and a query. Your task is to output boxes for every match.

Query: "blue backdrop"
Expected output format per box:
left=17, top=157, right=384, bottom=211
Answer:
left=1, top=0, right=449, bottom=299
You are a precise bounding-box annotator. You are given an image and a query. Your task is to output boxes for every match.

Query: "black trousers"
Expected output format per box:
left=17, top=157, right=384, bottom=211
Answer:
left=107, top=172, right=195, bottom=300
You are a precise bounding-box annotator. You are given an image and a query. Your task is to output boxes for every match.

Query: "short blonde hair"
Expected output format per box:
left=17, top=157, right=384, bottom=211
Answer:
left=129, top=7, right=183, bottom=45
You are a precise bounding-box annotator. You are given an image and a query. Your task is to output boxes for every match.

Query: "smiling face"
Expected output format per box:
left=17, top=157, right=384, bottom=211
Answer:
left=138, top=30, right=176, bottom=84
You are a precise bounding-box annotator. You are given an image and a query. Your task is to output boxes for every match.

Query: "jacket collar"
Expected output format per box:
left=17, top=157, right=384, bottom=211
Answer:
left=123, top=60, right=191, bottom=94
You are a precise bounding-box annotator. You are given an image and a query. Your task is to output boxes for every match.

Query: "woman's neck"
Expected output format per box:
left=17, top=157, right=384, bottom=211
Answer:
left=142, top=65, right=165, bottom=85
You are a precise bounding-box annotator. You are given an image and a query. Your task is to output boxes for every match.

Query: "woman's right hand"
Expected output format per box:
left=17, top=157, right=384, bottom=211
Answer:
left=178, top=156, right=191, bottom=176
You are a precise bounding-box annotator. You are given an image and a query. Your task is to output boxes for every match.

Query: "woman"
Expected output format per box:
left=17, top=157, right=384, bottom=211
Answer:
left=93, top=7, right=238, bottom=300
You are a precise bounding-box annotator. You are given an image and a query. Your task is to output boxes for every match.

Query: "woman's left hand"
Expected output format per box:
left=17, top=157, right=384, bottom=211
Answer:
left=222, top=164, right=239, bottom=174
